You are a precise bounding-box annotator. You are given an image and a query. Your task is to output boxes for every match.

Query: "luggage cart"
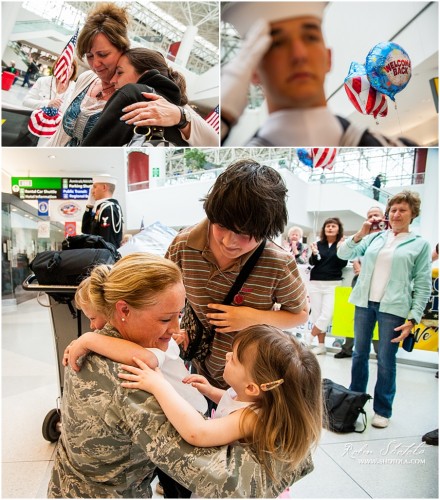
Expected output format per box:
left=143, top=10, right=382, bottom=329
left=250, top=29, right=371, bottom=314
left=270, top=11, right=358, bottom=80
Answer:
left=23, top=274, right=91, bottom=442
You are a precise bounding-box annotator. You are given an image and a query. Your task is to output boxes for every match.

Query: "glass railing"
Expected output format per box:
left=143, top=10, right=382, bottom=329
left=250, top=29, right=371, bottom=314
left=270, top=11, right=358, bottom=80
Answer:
left=6, top=41, right=31, bottom=67
left=126, top=149, right=423, bottom=204
left=128, top=167, right=224, bottom=192
left=305, top=170, right=425, bottom=204
left=13, top=20, right=73, bottom=36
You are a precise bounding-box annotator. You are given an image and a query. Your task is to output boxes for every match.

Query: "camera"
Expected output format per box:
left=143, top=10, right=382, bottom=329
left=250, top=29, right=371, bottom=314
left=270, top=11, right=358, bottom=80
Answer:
left=371, top=219, right=390, bottom=231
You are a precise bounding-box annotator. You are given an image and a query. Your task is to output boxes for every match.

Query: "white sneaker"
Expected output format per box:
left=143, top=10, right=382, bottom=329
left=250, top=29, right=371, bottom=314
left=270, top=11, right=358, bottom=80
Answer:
left=311, top=345, right=327, bottom=355
left=372, top=413, right=389, bottom=428
left=304, top=334, right=314, bottom=346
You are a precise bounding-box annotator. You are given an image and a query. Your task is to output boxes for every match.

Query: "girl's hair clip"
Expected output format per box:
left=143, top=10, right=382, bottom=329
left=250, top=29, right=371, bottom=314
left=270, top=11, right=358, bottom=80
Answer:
left=260, top=378, right=284, bottom=391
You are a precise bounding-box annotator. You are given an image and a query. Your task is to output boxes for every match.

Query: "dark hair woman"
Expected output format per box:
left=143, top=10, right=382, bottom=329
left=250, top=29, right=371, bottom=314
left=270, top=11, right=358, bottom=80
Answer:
left=307, top=217, right=348, bottom=355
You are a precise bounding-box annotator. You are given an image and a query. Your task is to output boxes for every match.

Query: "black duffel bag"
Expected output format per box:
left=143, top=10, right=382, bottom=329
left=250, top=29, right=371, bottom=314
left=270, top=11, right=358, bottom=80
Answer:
left=62, top=234, right=120, bottom=261
left=30, top=248, right=115, bottom=286
left=323, top=378, right=372, bottom=433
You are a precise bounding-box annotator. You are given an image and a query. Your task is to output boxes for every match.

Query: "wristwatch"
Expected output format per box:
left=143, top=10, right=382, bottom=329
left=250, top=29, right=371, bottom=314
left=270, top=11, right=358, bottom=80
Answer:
left=408, top=318, right=417, bottom=326
left=176, top=106, right=191, bottom=129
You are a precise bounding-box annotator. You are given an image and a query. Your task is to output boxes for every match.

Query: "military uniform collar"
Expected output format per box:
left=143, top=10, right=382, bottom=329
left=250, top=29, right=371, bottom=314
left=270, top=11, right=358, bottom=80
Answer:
left=257, top=106, right=344, bottom=146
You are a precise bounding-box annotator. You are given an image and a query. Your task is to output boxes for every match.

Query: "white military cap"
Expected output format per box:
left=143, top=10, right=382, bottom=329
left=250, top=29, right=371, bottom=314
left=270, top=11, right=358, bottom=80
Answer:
left=223, top=2, right=327, bottom=38
left=93, top=174, right=117, bottom=185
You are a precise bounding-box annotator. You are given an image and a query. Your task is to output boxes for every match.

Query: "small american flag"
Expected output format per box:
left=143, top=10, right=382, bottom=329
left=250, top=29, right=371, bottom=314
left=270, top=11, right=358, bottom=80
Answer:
left=205, top=105, right=219, bottom=133
left=53, top=27, right=78, bottom=84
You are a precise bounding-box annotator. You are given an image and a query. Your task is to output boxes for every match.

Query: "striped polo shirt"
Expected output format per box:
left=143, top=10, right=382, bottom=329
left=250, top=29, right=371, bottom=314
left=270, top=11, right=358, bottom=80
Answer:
left=165, top=218, right=308, bottom=389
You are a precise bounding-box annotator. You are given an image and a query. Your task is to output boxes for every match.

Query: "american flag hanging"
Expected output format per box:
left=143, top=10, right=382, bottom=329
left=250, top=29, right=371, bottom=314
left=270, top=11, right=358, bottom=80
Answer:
left=205, top=105, right=219, bottom=133
left=53, top=27, right=79, bottom=84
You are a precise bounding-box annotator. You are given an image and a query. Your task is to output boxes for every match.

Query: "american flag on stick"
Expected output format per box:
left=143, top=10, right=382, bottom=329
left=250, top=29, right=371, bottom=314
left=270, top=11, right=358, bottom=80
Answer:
left=53, top=27, right=79, bottom=84
left=205, top=105, right=219, bottom=133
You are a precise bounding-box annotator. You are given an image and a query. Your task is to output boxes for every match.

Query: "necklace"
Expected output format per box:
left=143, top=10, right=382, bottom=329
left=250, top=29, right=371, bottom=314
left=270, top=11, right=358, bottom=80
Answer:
left=96, top=84, right=116, bottom=99
left=91, top=79, right=116, bottom=100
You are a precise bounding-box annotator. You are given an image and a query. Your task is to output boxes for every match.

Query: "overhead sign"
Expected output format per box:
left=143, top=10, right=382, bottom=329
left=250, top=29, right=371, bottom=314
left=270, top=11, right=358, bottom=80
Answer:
left=11, top=177, right=92, bottom=200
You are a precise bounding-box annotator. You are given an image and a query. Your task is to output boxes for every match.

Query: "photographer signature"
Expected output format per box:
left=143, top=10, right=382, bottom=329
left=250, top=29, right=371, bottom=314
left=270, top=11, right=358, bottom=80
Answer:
left=343, top=440, right=425, bottom=458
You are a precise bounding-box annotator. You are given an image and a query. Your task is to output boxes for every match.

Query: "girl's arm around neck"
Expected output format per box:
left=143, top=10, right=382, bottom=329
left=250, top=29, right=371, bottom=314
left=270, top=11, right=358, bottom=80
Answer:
left=119, top=357, right=252, bottom=447
left=64, top=331, right=159, bottom=371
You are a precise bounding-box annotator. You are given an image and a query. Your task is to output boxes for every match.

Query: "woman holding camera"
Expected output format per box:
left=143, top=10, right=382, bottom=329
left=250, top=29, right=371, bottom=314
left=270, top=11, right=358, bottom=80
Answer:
left=337, top=191, right=431, bottom=428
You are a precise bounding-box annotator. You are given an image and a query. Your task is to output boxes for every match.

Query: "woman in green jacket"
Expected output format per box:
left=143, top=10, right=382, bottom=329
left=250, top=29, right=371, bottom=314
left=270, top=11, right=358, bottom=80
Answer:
left=337, top=191, right=431, bottom=429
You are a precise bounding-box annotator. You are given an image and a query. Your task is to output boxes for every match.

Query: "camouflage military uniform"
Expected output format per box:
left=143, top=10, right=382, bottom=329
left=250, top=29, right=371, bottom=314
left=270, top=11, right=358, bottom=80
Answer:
left=48, top=325, right=313, bottom=498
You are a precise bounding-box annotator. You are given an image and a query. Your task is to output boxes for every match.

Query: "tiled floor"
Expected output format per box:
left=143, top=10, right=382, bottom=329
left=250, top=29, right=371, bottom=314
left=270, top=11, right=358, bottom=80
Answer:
left=2, top=79, right=34, bottom=108
left=2, top=298, right=439, bottom=498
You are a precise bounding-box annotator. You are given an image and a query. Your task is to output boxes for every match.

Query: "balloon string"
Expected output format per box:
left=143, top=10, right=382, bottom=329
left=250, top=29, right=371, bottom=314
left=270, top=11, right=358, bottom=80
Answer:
left=394, top=101, right=404, bottom=137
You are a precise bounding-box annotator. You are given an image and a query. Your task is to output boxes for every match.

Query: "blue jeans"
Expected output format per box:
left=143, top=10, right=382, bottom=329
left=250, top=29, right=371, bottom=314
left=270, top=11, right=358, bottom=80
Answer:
left=350, top=302, right=404, bottom=418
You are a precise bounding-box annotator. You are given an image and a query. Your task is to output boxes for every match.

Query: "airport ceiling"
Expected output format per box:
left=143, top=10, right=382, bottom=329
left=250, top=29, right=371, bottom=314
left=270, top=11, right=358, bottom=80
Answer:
left=148, top=1, right=219, bottom=48
left=69, top=1, right=219, bottom=51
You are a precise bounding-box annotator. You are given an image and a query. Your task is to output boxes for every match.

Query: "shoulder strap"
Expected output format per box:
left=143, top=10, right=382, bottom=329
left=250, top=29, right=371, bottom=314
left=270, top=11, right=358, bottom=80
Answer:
left=223, top=240, right=266, bottom=305
left=353, top=408, right=368, bottom=433
left=336, top=116, right=417, bottom=147
left=246, top=134, right=275, bottom=147
left=336, top=116, right=370, bottom=146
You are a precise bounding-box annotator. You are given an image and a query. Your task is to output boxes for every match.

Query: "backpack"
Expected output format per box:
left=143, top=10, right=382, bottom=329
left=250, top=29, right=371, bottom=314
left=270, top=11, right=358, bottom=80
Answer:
left=62, top=234, right=120, bottom=262
left=29, top=248, right=116, bottom=287
left=29, top=234, right=120, bottom=287
left=323, top=378, right=372, bottom=433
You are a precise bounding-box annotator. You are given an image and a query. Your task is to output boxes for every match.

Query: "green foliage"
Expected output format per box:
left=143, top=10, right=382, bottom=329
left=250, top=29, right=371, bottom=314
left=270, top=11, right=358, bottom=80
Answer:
left=184, top=149, right=207, bottom=171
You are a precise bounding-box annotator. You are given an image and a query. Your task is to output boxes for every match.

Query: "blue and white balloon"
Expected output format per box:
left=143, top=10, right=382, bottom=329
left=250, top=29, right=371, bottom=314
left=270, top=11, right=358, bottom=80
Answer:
left=365, top=42, right=411, bottom=101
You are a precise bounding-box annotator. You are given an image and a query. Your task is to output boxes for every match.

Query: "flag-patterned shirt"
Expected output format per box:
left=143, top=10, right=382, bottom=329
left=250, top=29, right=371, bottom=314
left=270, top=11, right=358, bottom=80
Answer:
left=165, top=219, right=308, bottom=389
